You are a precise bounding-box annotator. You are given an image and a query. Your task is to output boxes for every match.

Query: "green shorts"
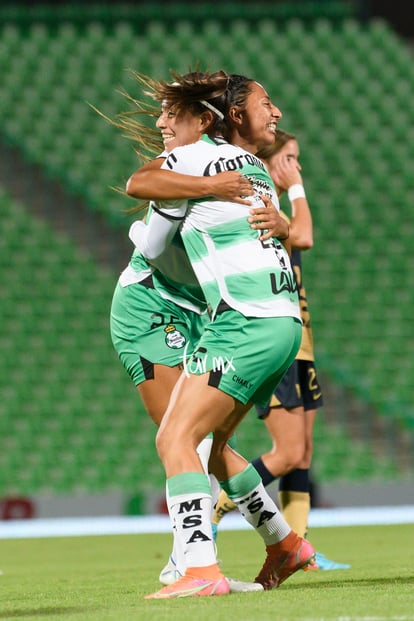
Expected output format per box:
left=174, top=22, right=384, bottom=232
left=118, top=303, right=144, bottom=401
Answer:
left=184, top=310, right=302, bottom=407
left=110, top=281, right=209, bottom=386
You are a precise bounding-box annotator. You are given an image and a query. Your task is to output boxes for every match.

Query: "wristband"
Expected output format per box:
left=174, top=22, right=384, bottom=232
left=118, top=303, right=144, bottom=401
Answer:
left=288, top=184, right=306, bottom=201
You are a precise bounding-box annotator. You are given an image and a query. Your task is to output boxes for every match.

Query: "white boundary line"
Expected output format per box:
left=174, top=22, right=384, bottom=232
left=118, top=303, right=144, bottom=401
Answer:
left=0, top=506, right=413, bottom=539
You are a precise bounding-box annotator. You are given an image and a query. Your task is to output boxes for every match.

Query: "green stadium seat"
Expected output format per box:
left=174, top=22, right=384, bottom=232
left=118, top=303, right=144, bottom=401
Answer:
left=1, top=13, right=413, bottom=497
left=145, top=20, right=168, bottom=47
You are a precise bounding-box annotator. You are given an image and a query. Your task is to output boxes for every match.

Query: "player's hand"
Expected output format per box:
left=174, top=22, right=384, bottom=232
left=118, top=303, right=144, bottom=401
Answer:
left=271, top=154, right=303, bottom=191
left=211, top=171, right=253, bottom=204
left=248, top=195, right=289, bottom=241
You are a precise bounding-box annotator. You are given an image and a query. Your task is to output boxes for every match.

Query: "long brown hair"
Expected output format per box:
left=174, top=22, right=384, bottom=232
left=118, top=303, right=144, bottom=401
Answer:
left=92, top=69, right=230, bottom=165
left=256, top=128, right=296, bottom=161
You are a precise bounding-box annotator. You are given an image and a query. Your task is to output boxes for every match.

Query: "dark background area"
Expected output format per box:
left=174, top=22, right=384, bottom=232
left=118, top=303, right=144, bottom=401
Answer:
left=0, top=1, right=413, bottom=38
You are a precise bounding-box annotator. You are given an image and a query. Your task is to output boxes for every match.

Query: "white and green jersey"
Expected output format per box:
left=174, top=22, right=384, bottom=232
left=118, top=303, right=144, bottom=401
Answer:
left=158, top=135, right=300, bottom=320
left=118, top=148, right=207, bottom=315
left=119, top=206, right=207, bottom=314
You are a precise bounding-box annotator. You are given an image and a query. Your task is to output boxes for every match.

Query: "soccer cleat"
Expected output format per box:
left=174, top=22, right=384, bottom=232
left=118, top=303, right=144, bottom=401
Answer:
left=211, top=523, right=219, bottom=558
left=227, top=578, right=264, bottom=593
left=255, top=531, right=315, bottom=590
left=145, top=575, right=230, bottom=599
left=159, top=558, right=262, bottom=593
left=304, top=551, right=350, bottom=571
left=159, top=556, right=182, bottom=586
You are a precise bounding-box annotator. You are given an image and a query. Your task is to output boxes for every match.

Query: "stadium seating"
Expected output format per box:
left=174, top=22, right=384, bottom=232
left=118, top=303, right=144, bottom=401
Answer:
left=0, top=188, right=163, bottom=495
left=2, top=183, right=397, bottom=498
left=0, top=8, right=413, bottom=499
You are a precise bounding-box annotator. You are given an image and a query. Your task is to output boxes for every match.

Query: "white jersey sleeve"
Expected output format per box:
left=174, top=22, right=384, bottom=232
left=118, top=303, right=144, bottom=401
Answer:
left=129, top=203, right=186, bottom=260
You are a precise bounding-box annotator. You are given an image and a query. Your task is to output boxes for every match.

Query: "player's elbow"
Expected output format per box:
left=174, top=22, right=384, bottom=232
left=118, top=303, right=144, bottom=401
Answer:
left=301, top=236, right=314, bottom=250
left=293, top=235, right=314, bottom=250
left=126, top=173, right=150, bottom=198
left=125, top=175, right=134, bottom=196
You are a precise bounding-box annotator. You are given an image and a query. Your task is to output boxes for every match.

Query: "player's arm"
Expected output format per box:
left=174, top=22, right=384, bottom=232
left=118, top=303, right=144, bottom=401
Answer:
left=129, top=204, right=184, bottom=260
left=270, top=154, right=313, bottom=250
left=126, top=161, right=253, bottom=204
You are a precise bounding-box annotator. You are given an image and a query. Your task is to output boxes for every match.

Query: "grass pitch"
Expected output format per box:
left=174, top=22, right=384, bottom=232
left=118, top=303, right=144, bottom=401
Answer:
left=1, top=523, right=413, bottom=621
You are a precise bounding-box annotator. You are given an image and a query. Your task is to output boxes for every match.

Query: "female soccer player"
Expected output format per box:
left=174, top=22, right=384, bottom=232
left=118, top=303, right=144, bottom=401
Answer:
left=126, top=73, right=315, bottom=598
left=109, top=70, right=286, bottom=591
left=211, top=129, right=350, bottom=571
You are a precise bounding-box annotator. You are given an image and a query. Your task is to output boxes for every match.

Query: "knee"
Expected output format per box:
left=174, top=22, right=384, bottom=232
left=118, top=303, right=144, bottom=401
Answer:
left=301, top=441, right=313, bottom=469
left=289, top=444, right=307, bottom=471
left=283, top=456, right=302, bottom=473
left=275, top=445, right=305, bottom=474
left=155, top=426, right=171, bottom=464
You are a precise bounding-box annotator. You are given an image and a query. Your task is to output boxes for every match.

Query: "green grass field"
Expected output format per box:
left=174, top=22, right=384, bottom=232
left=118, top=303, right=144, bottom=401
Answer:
left=1, top=524, right=413, bottom=621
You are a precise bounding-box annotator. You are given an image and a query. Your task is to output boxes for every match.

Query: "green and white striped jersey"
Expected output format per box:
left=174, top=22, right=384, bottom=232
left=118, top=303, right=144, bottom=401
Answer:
left=119, top=148, right=207, bottom=314
left=119, top=207, right=207, bottom=314
left=159, top=135, right=301, bottom=319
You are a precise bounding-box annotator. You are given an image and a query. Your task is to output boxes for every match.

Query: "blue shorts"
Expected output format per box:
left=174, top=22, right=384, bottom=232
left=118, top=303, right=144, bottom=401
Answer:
left=255, top=359, right=324, bottom=418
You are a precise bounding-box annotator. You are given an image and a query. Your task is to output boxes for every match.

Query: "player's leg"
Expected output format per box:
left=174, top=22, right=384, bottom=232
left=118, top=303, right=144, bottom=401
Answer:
left=205, top=314, right=312, bottom=588
left=210, top=428, right=314, bottom=590
left=137, top=363, right=182, bottom=424
left=148, top=314, right=312, bottom=597
left=111, top=281, right=213, bottom=580
left=138, top=368, right=215, bottom=584
left=146, top=373, right=239, bottom=599
left=212, top=402, right=306, bottom=529
left=299, top=404, right=350, bottom=571
left=278, top=406, right=316, bottom=536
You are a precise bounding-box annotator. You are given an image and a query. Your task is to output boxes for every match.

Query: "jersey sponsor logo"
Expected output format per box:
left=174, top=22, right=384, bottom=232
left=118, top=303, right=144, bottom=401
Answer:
left=232, top=374, right=253, bottom=390
left=164, top=324, right=186, bottom=349
left=245, top=174, right=273, bottom=199
left=202, top=152, right=267, bottom=176
left=270, top=271, right=297, bottom=295
left=261, top=237, right=296, bottom=274
left=181, top=343, right=236, bottom=377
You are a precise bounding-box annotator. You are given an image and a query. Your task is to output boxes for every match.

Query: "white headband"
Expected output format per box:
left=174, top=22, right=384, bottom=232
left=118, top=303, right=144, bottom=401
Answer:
left=199, top=99, right=224, bottom=120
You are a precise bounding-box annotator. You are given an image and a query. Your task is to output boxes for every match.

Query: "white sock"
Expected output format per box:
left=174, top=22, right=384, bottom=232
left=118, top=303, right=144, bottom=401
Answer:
left=235, top=481, right=291, bottom=545
left=166, top=482, right=186, bottom=576
left=168, top=436, right=213, bottom=573
left=221, top=464, right=291, bottom=546
left=209, top=473, right=221, bottom=513
left=168, top=473, right=217, bottom=570
left=196, top=435, right=213, bottom=475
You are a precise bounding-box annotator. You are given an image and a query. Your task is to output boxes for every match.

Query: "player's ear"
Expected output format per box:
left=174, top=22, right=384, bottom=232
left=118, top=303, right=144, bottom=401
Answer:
left=228, top=105, right=243, bottom=126
left=200, top=111, right=214, bottom=131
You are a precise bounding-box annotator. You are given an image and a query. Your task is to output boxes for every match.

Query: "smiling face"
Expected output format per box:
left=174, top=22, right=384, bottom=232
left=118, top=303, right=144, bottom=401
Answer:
left=229, top=81, right=282, bottom=154
left=156, top=102, right=210, bottom=152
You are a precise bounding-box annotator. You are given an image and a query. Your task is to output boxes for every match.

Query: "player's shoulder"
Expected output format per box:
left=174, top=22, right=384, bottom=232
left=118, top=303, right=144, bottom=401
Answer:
left=172, top=136, right=218, bottom=156
left=216, top=140, right=244, bottom=156
left=216, top=141, right=264, bottom=168
left=164, top=138, right=217, bottom=172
